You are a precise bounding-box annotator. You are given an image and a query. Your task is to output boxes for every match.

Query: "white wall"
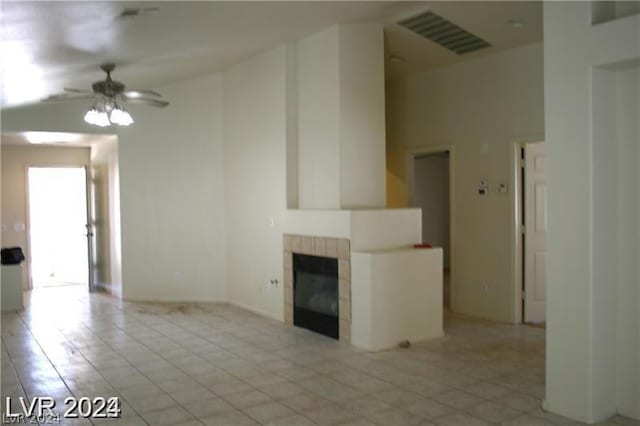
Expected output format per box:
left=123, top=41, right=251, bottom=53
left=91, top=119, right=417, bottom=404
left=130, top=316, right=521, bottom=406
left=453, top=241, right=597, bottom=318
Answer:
left=350, top=209, right=421, bottom=251
left=297, top=24, right=386, bottom=209
left=0, top=145, right=91, bottom=290
left=338, top=24, right=386, bottom=208
left=297, top=26, right=341, bottom=209
left=90, top=137, right=122, bottom=296
left=223, top=46, right=288, bottom=320
left=544, top=2, right=639, bottom=422
left=614, top=65, right=639, bottom=420
left=387, top=43, right=544, bottom=322
left=285, top=43, right=299, bottom=209
left=414, top=155, right=450, bottom=267
left=591, top=66, right=618, bottom=419
left=117, top=74, right=226, bottom=302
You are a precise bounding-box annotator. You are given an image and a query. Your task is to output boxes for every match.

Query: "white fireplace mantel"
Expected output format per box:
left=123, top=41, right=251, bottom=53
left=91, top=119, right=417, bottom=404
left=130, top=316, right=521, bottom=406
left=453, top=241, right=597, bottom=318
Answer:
left=284, top=208, right=422, bottom=251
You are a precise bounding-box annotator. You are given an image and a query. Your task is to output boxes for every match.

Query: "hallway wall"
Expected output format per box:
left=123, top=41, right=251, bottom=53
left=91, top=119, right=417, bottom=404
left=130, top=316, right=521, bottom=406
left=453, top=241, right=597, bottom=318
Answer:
left=386, top=43, right=544, bottom=322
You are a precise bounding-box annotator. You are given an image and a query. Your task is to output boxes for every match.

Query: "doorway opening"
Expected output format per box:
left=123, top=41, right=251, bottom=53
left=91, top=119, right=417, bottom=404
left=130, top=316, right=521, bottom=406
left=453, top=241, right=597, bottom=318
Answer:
left=516, top=142, right=547, bottom=324
left=412, top=150, right=452, bottom=309
left=27, top=167, right=91, bottom=289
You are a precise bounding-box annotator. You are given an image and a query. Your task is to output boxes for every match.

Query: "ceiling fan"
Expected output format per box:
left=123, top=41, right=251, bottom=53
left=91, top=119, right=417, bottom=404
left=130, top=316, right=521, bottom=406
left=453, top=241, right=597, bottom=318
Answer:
left=43, top=63, right=169, bottom=127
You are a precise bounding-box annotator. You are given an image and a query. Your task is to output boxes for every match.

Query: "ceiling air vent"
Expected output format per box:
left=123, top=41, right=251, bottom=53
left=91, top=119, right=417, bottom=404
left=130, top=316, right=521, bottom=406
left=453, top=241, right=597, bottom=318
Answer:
left=399, top=11, right=491, bottom=55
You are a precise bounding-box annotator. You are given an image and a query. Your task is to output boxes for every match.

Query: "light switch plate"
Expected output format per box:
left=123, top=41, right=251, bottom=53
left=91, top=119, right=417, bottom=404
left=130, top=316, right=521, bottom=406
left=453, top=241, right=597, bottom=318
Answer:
left=478, top=179, right=489, bottom=196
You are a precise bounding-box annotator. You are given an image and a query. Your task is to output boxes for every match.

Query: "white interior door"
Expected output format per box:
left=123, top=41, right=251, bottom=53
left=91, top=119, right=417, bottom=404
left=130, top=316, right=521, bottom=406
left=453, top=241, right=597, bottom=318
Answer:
left=524, top=142, right=547, bottom=323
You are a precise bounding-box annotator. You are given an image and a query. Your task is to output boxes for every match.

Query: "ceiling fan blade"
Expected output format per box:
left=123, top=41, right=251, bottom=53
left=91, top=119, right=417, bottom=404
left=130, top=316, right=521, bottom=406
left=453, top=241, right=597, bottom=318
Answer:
left=64, top=87, right=92, bottom=93
left=124, top=96, right=169, bottom=108
left=123, top=89, right=162, bottom=98
left=43, top=93, right=96, bottom=102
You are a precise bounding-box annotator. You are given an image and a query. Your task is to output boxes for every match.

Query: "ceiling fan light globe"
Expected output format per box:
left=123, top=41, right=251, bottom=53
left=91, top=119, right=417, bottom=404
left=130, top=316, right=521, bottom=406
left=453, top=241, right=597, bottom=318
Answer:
left=97, top=111, right=111, bottom=127
left=99, top=111, right=111, bottom=127
left=84, top=108, right=111, bottom=127
left=84, top=108, right=110, bottom=127
left=83, top=109, right=98, bottom=125
left=110, top=107, right=134, bottom=126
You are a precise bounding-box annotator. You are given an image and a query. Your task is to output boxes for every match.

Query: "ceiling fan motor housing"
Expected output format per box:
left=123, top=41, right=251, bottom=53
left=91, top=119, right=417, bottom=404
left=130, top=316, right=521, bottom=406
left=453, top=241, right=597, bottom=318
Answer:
left=92, top=80, right=125, bottom=97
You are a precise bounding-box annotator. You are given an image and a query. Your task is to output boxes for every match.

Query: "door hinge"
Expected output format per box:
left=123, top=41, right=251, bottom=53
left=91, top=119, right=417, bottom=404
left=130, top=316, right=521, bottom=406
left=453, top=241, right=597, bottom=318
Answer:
left=521, top=225, right=526, bottom=235
left=521, top=291, right=526, bottom=300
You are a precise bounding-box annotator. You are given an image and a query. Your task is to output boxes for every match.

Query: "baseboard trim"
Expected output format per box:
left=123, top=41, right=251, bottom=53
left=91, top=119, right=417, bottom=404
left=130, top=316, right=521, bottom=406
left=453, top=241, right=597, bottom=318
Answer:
left=229, top=300, right=283, bottom=323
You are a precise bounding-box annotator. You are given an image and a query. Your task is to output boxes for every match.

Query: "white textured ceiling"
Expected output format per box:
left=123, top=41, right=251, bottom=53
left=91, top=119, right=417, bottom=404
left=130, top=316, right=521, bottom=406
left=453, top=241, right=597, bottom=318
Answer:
left=0, top=1, right=542, bottom=109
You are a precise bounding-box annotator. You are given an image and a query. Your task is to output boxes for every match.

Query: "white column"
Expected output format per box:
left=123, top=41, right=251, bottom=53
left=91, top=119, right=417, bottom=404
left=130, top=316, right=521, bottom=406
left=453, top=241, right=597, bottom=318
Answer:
left=544, top=2, right=640, bottom=422
left=296, top=24, right=386, bottom=209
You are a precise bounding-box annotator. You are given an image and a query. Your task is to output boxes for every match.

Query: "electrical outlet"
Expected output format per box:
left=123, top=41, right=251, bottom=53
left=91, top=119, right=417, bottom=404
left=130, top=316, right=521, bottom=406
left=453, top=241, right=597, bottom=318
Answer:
left=174, top=272, right=182, bottom=281
left=481, top=283, right=489, bottom=295
left=266, top=279, right=279, bottom=289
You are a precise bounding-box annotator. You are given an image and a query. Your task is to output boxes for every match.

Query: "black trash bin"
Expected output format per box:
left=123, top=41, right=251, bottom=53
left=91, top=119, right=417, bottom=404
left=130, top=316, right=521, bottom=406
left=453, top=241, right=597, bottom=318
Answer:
left=1, top=247, right=25, bottom=265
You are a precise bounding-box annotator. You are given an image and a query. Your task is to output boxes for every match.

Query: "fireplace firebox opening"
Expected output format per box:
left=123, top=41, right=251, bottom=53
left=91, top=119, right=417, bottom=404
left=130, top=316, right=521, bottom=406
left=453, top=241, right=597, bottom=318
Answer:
left=293, top=254, right=339, bottom=339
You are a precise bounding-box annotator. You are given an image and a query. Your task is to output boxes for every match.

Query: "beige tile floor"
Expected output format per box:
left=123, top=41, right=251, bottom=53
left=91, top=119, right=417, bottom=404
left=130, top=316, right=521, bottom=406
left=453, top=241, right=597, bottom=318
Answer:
left=1, top=286, right=635, bottom=425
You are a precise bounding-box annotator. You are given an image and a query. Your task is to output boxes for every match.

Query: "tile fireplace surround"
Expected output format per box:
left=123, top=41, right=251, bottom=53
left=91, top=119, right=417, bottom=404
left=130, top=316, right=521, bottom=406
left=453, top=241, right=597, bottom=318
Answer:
left=283, top=234, right=351, bottom=343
